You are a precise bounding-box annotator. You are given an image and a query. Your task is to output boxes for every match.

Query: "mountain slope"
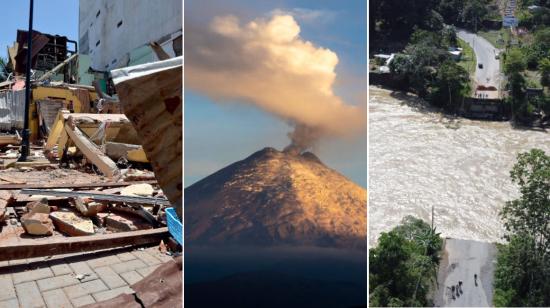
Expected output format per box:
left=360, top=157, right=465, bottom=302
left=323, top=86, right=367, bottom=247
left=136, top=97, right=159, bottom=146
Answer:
left=185, top=147, right=367, bottom=249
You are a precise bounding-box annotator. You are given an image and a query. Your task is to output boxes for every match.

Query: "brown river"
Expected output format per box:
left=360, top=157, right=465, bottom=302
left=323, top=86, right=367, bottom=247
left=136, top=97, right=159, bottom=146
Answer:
left=369, top=87, right=550, bottom=244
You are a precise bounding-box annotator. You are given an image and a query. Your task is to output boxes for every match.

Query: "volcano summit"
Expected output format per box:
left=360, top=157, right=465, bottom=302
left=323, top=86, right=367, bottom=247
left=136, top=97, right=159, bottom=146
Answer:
left=185, top=147, right=367, bottom=250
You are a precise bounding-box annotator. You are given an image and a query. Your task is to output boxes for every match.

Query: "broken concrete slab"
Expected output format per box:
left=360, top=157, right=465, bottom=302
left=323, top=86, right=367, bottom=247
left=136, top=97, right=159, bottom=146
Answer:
left=104, top=212, right=153, bottom=232
left=49, top=211, right=95, bottom=236
left=121, top=184, right=154, bottom=197
left=69, top=197, right=106, bottom=217
left=26, top=198, right=51, bottom=215
left=21, top=213, right=54, bottom=236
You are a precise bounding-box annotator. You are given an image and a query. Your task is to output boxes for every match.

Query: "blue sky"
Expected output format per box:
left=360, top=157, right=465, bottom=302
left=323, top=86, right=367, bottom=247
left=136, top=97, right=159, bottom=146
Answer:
left=185, top=0, right=367, bottom=187
left=0, top=1, right=79, bottom=59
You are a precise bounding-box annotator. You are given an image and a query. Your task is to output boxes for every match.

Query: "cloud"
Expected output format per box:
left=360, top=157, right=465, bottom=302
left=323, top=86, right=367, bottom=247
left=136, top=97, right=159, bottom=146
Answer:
left=186, top=14, right=366, bottom=151
left=269, top=8, right=337, bottom=24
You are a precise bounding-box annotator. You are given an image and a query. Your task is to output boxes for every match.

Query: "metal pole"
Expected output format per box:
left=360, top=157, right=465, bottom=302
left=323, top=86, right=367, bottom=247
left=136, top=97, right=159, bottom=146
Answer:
left=18, top=0, right=34, bottom=162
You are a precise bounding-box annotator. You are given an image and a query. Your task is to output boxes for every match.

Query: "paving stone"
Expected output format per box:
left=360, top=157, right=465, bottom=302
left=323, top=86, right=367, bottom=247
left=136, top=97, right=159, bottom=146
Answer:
left=63, top=279, right=108, bottom=299
left=70, top=295, right=95, bottom=308
left=0, top=298, right=19, bottom=308
left=92, top=286, right=133, bottom=302
left=15, top=281, right=45, bottom=308
left=8, top=259, right=27, bottom=266
left=86, top=255, right=121, bottom=269
left=37, top=274, right=79, bottom=291
left=147, top=250, right=174, bottom=263
left=120, top=271, right=143, bottom=285
left=42, top=288, right=73, bottom=308
left=110, top=259, right=147, bottom=274
left=12, top=267, right=54, bottom=285
left=49, top=262, right=73, bottom=276
left=68, top=261, right=98, bottom=282
left=131, top=250, right=161, bottom=266
left=0, top=276, right=16, bottom=301
left=137, top=265, right=160, bottom=278
left=116, top=252, right=136, bottom=262
left=94, top=266, right=126, bottom=289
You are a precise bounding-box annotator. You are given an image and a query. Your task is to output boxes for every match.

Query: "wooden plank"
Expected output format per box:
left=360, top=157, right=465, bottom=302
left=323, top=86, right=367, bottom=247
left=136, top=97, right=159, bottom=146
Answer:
left=64, top=122, right=120, bottom=178
left=0, top=180, right=157, bottom=190
left=0, top=227, right=169, bottom=261
left=45, top=109, right=70, bottom=152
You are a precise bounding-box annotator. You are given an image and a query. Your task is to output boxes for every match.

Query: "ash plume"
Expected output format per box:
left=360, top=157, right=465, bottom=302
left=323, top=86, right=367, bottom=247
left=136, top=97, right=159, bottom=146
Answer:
left=186, top=13, right=366, bottom=150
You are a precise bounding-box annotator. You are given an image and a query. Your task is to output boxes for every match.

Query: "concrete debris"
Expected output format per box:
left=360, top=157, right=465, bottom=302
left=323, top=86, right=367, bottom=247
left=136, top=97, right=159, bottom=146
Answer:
left=21, top=212, right=54, bottom=236
left=49, top=211, right=95, bottom=236
left=104, top=212, right=153, bottom=232
left=69, top=196, right=106, bottom=217
left=121, top=183, right=154, bottom=197
left=26, top=198, right=51, bottom=215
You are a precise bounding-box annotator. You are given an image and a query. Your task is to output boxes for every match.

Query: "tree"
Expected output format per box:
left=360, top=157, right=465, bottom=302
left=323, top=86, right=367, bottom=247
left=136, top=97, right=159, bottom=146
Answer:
left=461, top=0, right=488, bottom=32
left=505, top=48, right=527, bottom=75
left=539, top=57, right=550, bottom=89
left=430, top=61, right=471, bottom=112
left=500, top=149, right=550, bottom=254
left=494, top=149, right=550, bottom=306
left=370, top=216, right=442, bottom=307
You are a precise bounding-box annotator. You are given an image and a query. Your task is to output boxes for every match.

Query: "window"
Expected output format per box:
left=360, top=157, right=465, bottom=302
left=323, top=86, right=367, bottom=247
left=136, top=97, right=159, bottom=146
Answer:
left=95, top=40, right=100, bottom=47
left=117, top=20, right=123, bottom=28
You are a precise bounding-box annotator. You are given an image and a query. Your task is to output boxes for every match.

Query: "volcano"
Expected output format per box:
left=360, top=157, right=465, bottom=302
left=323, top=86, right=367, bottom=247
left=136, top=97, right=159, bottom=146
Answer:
left=184, top=147, right=367, bottom=250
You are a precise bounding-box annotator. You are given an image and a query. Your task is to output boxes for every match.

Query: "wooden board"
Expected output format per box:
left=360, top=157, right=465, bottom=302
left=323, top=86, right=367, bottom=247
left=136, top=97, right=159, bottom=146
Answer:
left=0, top=227, right=169, bottom=261
left=64, top=123, right=119, bottom=178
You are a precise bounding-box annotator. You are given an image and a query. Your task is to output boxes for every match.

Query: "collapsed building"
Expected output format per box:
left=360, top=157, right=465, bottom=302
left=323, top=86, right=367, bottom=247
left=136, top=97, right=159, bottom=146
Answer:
left=0, top=1, right=182, bottom=305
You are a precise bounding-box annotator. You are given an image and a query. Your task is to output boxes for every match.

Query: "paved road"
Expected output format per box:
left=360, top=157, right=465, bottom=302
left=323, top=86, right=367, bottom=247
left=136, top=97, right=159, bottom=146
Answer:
left=457, top=29, right=502, bottom=93
left=434, top=238, right=497, bottom=307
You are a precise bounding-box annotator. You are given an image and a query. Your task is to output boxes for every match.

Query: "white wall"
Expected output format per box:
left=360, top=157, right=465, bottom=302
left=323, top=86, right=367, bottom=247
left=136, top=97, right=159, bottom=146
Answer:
left=79, top=0, right=182, bottom=71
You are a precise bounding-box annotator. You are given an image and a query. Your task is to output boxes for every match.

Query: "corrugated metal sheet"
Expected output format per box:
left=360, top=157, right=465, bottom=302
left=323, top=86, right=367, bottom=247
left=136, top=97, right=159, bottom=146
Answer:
left=0, top=90, right=25, bottom=130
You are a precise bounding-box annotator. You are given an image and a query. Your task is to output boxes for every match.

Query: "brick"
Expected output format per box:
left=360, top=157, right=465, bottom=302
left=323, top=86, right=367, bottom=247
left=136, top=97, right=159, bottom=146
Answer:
left=50, top=262, right=73, bottom=276
left=110, top=259, right=147, bottom=274
left=116, top=252, right=136, bottom=262
left=63, top=279, right=108, bottom=299
left=70, top=295, right=95, bottom=308
left=15, top=281, right=45, bottom=308
left=131, top=251, right=161, bottom=266
left=42, top=288, right=73, bottom=308
left=94, top=267, right=126, bottom=289
left=120, top=271, right=143, bottom=285
left=92, top=286, right=133, bottom=302
left=137, top=265, right=159, bottom=278
left=86, top=255, right=121, bottom=269
left=68, top=261, right=98, bottom=282
left=37, top=274, right=79, bottom=291
left=12, top=267, right=54, bottom=284
left=0, top=298, right=19, bottom=308
left=0, top=276, right=16, bottom=301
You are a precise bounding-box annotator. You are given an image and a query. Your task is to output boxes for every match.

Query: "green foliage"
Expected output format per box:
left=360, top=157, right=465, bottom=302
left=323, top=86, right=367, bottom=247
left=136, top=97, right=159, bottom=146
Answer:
left=430, top=61, right=471, bottom=112
left=371, top=0, right=444, bottom=40
left=461, top=0, right=488, bottom=31
left=369, top=216, right=442, bottom=307
left=505, top=48, right=527, bottom=75
left=539, top=57, right=550, bottom=88
left=494, top=149, right=550, bottom=306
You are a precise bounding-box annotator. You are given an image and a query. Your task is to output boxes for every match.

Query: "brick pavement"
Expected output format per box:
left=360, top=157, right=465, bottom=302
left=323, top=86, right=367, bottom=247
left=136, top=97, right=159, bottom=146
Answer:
left=0, top=245, right=174, bottom=308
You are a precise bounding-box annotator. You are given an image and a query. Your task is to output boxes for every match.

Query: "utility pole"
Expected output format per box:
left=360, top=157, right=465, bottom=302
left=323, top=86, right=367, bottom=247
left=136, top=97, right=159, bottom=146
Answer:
left=18, top=0, right=34, bottom=162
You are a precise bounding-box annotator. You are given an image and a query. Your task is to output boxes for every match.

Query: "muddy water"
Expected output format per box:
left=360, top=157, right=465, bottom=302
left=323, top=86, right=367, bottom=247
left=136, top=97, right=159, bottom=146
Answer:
left=369, top=87, right=550, bottom=244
